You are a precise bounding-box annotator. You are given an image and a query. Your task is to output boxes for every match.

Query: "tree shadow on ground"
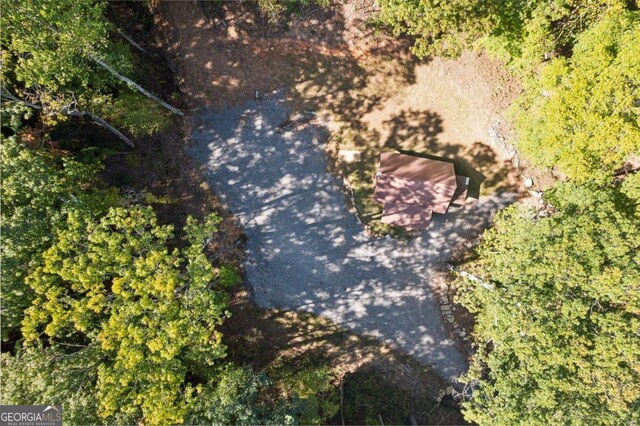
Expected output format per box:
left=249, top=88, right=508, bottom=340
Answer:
left=382, top=109, right=520, bottom=199
left=221, top=288, right=469, bottom=426
left=155, top=0, right=417, bottom=111
left=188, top=94, right=516, bottom=385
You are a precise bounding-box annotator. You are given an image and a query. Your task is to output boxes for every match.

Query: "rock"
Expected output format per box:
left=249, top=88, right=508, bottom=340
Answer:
left=459, top=331, right=466, bottom=337
left=446, top=314, right=455, bottom=323
left=523, top=177, right=534, bottom=188
left=445, top=386, right=454, bottom=395
left=440, top=305, right=451, bottom=312
left=337, top=149, right=362, bottom=163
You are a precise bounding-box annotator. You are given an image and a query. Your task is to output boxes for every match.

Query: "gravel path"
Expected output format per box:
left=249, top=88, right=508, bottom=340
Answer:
left=188, top=93, right=516, bottom=383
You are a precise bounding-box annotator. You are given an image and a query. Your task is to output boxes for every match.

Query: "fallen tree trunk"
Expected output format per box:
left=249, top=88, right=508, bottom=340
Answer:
left=0, top=89, right=40, bottom=109
left=62, top=108, right=135, bottom=149
left=89, top=55, right=184, bottom=116
left=116, top=29, right=147, bottom=54
left=1, top=89, right=135, bottom=148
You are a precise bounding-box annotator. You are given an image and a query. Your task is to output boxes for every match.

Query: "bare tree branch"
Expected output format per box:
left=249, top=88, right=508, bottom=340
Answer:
left=0, top=87, right=41, bottom=109
left=116, top=29, right=147, bottom=54
left=89, top=55, right=184, bottom=116
left=62, top=107, right=135, bottom=149
left=1, top=88, right=135, bottom=148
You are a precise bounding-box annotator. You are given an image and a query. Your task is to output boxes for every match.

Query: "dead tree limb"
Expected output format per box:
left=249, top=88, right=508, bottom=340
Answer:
left=89, top=55, right=184, bottom=116
left=0, top=89, right=40, bottom=109
left=1, top=88, right=135, bottom=148
left=35, top=21, right=181, bottom=116
left=445, top=263, right=494, bottom=291
left=62, top=108, right=135, bottom=149
left=116, top=29, right=147, bottom=54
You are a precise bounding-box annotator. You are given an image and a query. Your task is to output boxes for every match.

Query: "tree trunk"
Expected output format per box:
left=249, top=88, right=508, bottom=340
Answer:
left=116, top=29, right=147, bottom=54
left=0, top=89, right=40, bottom=109
left=63, top=108, right=135, bottom=149
left=89, top=55, right=184, bottom=116
left=1, top=88, right=135, bottom=148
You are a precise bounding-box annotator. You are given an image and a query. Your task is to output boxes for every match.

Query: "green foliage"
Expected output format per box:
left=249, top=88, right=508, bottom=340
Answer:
left=186, top=365, right=296, bottom=425
left=21, top=206, right=229, bottom=425
left=256, top=0, right=331, bottom=23
left=375, top=0, right=491, bottom=57
left=340, top=369, right=411, bottom=425
left=99, top=90, right=172, bottom=138
left=218, top=265, right=243, bottom=287
left=0, top=103, right=33, bottom=133
left=0, top=138, right=302, bottom=425
left=272, top=364, right=339, bottom=425
left=1, top=0, right=130, bottom=118
left=514, top=12, right=640, bottom=182
left=375, top=1, right=636, bottom=180
left=1, top=0, right=167, bottom=138
left=376, top=0, right=626, bottom=62
left=2, top=0, right=115, bottom=91
left=457, top=181, right=640, bottom=424
left=0, top=137, right=117, bottom=339
left=0, top=345, right=103, bottom=425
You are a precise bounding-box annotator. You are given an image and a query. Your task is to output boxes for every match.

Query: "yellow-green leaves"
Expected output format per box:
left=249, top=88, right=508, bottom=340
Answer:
left=515, top=12, right=640, bottom=182
left=22, top=206, right=229, bottom=425
left=3, top=0, right=114, bottom=91
left=1, top=137, right=108, bottom=340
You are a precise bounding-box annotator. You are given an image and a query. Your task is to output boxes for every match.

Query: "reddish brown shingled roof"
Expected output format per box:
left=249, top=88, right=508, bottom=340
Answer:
left=374, top=152, right=466, bottom=229
left=379, top=152, right=456, bottom=187
left=381, top=202, right=433, bottom=229
left=377, top=153, right=457, bottom=212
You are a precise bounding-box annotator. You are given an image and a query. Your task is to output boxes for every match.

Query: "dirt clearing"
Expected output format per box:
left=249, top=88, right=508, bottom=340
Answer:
left=150, top=0, right=524, bottom=421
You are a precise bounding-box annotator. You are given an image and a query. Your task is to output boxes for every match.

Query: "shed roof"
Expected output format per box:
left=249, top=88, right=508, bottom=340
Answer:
left=373, top=152, right=469, bottom=229
left=379, top=152, right=456, bottom=187
left=381, top=202, right=433, bottom=229
left=376, top=152, right=458, bottom=214
left=373, top=173, right=452, bottom=214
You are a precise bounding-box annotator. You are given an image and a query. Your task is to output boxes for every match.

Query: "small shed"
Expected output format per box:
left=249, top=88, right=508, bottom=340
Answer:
left=373, top=152, right=469, bottom=229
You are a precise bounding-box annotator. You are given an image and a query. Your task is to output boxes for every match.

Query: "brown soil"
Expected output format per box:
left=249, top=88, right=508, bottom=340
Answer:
left=361, top=51, right=520, bottom=159
left=221, top=288, right=468, bottom=425
left=143, top=0, right=529, bottom=422
left=151, top=0, right=402, bottom=110
left=103, top=1, right=244, bottom=264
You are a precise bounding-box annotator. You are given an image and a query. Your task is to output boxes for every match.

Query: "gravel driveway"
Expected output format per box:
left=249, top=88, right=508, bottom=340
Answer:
left=188, top=93, right=516, bottom=383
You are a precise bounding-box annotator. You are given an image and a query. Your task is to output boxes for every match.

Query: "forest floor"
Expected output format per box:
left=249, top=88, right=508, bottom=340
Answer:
left=106, top=0, right=536, bottom=423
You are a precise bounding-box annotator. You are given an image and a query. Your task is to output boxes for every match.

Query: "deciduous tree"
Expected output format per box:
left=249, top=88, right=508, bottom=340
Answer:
left=0, top=137, right=116, bottom=340
left=22, top=207, right=231, bottom=425
left=514, top=12, right=640, bottom=182
left=457, top=181, right=640, bottom=424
